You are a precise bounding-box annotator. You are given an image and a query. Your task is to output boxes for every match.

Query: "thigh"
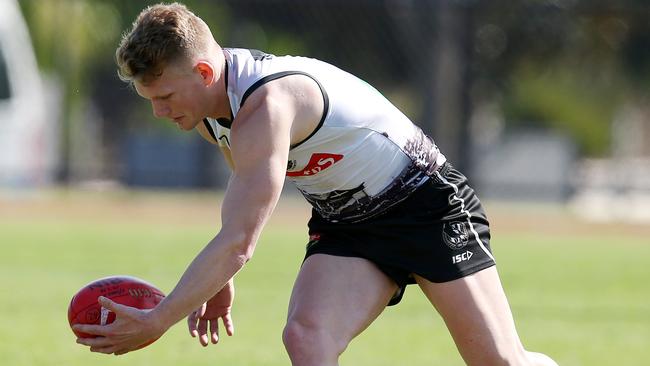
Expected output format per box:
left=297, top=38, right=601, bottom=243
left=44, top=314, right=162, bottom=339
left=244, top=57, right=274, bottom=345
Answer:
left=415, top=266, right=527, bottom=365
left=287, top=253, right=398, bottom=341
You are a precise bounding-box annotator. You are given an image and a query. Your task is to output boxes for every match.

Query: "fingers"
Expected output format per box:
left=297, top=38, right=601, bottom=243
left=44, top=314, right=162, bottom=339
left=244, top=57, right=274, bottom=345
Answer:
left=77, top=336, right=111, bottom=348
left=74, top=296, right=162, bottom=356
left=77, top=338, right=129, bottom=355
left=90, top=345, right=120, bottom=355
left=73, top=297, right=134, bottom=337
left=73, top=324, right=109, bottom=337
left=207, top=314, right=234, bottom=345
left=209, top=317, right=219, bottom=344
left=197, top=318, right=209, bottom=346
left=187, top=303, right=207, bottom=339
left=187, top=310, right=200, bottom=338
left=98, top=296, right=131, bottom=316
left=186, top=303, right=233, bottom=347
left=198, top=302, right=207, bottom=318
left=222, top=313, right=235, bottom=337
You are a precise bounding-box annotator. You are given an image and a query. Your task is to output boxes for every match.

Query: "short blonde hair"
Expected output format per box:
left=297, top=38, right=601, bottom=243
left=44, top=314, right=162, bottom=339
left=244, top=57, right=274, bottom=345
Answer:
left=116, top=2, right=212, bottom=83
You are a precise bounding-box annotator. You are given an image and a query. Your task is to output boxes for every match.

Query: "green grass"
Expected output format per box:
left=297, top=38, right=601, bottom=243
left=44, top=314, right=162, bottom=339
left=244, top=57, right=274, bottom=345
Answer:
left=1, top=192, right=649, bottom=365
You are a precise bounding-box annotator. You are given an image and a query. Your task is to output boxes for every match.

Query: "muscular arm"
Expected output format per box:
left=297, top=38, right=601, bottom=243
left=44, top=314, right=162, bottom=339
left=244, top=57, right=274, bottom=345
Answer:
left=152, top=84, right=293, bottom=331
left=74, top=75, right=322, bottom=355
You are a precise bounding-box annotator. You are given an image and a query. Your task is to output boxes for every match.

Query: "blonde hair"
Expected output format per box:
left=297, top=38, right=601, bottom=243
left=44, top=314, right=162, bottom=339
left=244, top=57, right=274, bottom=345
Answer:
left=116, top=2, right=213, bottom=83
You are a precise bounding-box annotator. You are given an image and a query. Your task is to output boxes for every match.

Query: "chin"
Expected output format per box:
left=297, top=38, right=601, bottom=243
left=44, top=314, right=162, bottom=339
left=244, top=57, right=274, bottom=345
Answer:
left=180, top=120, right=199, bottom=131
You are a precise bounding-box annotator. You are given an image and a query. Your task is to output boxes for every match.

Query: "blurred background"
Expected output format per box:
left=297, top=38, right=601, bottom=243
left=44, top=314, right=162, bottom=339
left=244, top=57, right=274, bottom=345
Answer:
left=1, top=0, right=650, bottom=221
left=2, top=2, right=650, bottom=365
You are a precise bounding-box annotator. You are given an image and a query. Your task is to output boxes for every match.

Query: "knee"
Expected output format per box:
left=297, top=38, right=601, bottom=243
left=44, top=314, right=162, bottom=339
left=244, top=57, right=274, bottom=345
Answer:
left=282, top=318, right=347, bottom=359
left=281, top=320, right=307, bottom=354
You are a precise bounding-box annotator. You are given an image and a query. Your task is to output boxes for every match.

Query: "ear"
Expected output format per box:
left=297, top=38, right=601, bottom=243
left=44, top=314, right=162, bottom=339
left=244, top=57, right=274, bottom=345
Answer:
left=195, top=61, right=215, bottom=86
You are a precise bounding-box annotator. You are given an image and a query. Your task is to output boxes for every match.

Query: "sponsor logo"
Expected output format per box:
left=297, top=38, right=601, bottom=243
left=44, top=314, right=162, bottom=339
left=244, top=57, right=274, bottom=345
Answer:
left=442, top=221, right=470, bottom=250
left=286, top=153, right=344, bottom=177
left=85, top=308, right=100, bottom=323
left=306, top=233, right=322, bottom=251
left=452, top=250, right=473, bottom=264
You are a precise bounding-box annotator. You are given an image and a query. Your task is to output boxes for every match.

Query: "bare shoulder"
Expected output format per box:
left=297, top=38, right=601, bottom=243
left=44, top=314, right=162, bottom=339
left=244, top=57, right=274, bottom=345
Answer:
left=238, top=75, right=325, bottom=146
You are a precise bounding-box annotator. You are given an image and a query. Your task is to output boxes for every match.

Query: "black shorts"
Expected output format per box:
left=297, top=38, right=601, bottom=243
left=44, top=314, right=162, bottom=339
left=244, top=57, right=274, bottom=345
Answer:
left=304, top=163, right=496, bottom=306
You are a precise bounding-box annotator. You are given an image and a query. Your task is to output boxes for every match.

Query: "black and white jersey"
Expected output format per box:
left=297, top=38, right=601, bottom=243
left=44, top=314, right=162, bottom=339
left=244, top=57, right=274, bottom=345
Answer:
left=205, top=48, right=446, bottom=223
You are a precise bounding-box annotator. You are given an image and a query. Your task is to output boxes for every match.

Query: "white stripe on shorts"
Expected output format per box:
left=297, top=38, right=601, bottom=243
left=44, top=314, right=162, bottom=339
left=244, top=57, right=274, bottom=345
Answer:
left=434, top=170, right=495, bottom=262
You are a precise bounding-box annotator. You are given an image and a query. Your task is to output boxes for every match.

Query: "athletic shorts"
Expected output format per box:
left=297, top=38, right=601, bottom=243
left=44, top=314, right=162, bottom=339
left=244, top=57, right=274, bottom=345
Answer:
left=304, top=162, right=496, bottom=306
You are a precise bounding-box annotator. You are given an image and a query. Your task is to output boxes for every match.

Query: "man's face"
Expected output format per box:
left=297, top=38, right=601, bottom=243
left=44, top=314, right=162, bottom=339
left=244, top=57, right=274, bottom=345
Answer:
left=134, top=63, right=206, bottom=131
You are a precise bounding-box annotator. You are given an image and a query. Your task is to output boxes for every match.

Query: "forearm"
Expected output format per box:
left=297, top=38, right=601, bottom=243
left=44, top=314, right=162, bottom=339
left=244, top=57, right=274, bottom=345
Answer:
left=150, top=170, right=280, bottom=331
left=151, top=233, right=248, bottom=330
left=150, top=98, right=287, bottom=332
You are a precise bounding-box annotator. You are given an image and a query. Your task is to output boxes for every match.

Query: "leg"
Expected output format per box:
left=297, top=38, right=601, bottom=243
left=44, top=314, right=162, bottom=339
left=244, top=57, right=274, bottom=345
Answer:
left=283, top=254, right=398, bottom=366
left=416, top=267, right=558, bottom=366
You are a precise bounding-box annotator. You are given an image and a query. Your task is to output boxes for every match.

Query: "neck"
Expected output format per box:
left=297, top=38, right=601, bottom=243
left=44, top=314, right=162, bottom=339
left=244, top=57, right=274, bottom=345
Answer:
left=207, top=50, right=231, bottom=120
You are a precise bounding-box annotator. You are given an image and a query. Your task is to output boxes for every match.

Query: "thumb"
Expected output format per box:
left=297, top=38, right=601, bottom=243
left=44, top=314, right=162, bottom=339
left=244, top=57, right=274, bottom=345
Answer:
left=199, top=302, right=207, bottom=318
left=98, top=296, right=131, bottom=316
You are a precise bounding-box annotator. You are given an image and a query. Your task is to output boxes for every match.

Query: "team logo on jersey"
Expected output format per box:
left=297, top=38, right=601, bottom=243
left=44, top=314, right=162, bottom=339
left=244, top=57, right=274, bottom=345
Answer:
left=286, top=153, right=344, bottom=177
left=287, top=160, right=297, bottom=170
left=442, top=221, right=470, bottom=249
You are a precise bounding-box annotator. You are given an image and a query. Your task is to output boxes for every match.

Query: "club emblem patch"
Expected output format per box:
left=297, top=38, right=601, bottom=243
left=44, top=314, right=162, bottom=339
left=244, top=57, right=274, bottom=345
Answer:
left=287, top=160, right=297, bottom=170
left=442, top=221, right=470, bottom=250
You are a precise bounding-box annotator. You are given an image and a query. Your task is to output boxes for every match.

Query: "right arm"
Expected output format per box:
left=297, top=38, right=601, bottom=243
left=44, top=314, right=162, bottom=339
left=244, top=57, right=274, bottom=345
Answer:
left=74, top=75, right=322, bottom=355
left=74, top=83, right=295, bottom=355
left=189, top=123, right=236, bottom=346
left=156, top=87, right=293, bottom=332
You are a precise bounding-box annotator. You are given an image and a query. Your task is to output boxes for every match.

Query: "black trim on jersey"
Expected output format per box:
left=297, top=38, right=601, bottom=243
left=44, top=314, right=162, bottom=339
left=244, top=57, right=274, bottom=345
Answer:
left=203, top=118, right=218, bottom=142
left=218, top=58, right=234, bottom=127
left=217, top=118, right=232, bottom=128
left=292, top=75, right=329, bottom=149
left=249, top=49, right=272, bottom=61
left=239, top=71, right=329, bottom=149
left=218, top=135, right=230, bottom=146
left=203, top=58, right=235, bottom=139
left=226, top=59, right=234, bottom=120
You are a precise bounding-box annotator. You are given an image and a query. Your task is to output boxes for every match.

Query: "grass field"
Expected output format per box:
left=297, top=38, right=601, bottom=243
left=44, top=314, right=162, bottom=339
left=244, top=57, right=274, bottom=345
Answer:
left=1, top=189, right=649, bottom=365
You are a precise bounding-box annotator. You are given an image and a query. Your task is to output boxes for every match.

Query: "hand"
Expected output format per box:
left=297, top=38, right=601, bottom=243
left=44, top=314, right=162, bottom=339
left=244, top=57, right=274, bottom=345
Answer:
left=187, top=280, right=235, bottom=346
left=74, top=296, right=167, bottom=355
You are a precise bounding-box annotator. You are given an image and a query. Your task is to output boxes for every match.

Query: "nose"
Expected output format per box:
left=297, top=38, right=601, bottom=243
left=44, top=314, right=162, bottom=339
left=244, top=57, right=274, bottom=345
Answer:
left=151, top=100, right=171, bottom=118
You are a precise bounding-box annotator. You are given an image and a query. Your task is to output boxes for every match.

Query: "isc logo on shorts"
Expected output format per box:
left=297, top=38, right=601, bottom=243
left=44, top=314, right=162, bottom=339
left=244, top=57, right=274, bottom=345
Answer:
left=451, top=250, right=473, bottom=264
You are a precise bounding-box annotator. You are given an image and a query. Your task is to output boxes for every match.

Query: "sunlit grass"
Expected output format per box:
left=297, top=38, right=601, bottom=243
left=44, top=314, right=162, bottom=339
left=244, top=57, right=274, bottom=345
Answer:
left=0, top=191, right=648, bottom=365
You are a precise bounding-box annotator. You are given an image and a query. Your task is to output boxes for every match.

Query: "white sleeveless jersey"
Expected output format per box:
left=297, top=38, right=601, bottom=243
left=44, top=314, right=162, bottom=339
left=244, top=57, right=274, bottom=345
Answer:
left=204, top=48, right=446, bottom=223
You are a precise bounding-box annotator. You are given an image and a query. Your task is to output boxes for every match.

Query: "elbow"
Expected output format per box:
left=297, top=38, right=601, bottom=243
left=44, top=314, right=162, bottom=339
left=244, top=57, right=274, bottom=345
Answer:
left=233, top=243, right=255, bottom=265
left=223, top=232, right=257, bottom=266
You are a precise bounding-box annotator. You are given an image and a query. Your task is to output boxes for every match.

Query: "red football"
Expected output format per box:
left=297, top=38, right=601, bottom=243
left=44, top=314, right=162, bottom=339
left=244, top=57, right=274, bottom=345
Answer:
left=68, top=275, right=165, bottom=346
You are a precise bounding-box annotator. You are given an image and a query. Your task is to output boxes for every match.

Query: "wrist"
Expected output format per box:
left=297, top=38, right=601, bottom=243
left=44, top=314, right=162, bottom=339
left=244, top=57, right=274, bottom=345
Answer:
left=147, top=301, right=177, bottom=333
